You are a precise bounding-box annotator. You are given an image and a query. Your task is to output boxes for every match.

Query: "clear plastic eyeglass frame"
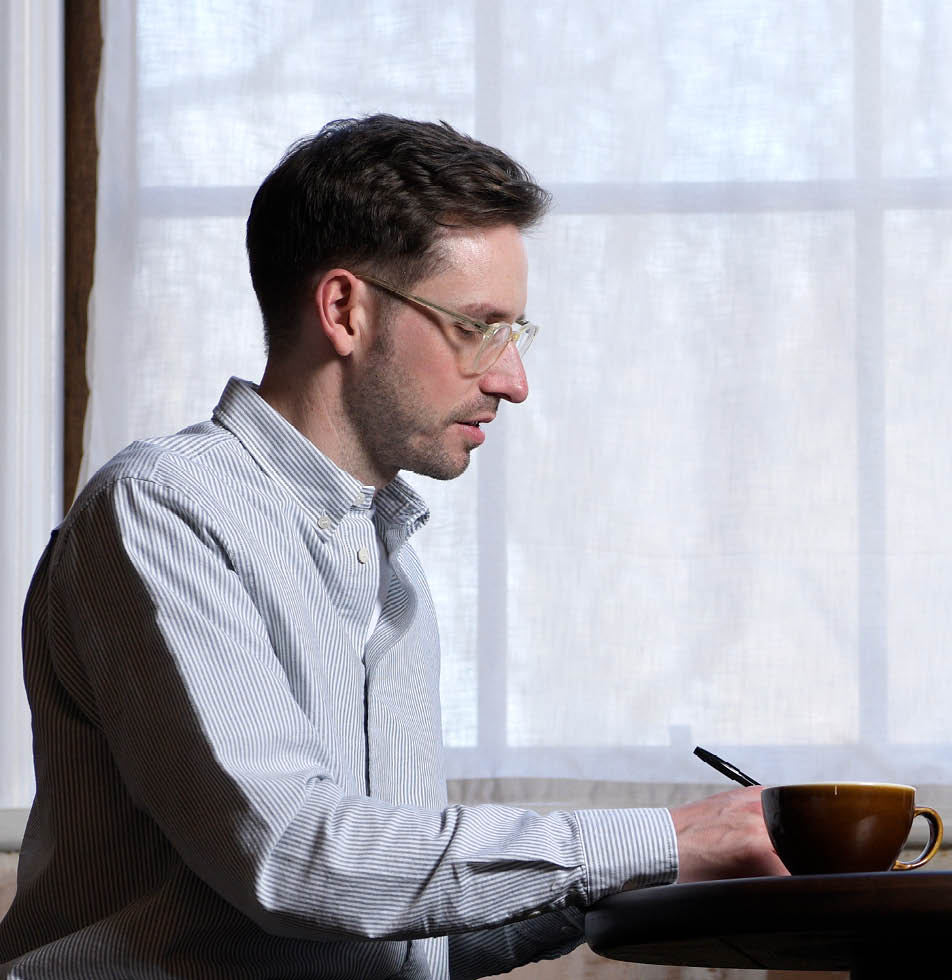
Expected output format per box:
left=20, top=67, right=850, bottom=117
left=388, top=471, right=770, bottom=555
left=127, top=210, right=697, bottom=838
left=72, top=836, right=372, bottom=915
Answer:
left=357, top=273, right=539, bottom=373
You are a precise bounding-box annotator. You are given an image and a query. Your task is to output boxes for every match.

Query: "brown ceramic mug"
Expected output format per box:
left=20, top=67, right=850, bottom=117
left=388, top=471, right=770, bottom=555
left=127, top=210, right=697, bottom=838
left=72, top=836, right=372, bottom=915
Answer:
left=761, top=783, right=943, bottom=875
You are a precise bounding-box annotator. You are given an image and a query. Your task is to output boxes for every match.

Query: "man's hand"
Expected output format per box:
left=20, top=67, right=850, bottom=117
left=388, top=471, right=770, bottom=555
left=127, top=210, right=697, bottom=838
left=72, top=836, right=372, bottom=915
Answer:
left=669, top=785, right=788, bottom=883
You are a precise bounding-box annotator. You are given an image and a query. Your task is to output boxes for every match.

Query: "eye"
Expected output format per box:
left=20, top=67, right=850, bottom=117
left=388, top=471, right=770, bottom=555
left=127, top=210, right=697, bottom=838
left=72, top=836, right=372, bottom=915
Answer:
left=453, top=320, right=483, bottom=342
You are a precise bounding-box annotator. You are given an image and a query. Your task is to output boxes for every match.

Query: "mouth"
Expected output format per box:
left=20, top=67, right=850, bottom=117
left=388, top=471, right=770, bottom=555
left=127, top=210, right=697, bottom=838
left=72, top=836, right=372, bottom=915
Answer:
left=455, top=415, right=493, bottom=445
left=459, top=415, right=494, bottom=430
left=459, top=412, right=495, bottom=428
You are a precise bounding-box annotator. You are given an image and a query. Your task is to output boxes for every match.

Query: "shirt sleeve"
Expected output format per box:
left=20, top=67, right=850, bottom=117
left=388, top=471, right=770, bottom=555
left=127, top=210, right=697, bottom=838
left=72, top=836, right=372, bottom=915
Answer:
left=45, top=474, right=677, bottom=948
left=447, top=808, right=678, bottom=979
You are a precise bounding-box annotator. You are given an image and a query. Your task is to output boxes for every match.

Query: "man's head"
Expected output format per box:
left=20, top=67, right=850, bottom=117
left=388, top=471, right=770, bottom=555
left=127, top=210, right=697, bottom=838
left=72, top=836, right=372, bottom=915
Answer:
left=246, top=114, right=551, bottom=355
left=338, top=222, right=531, bottom=484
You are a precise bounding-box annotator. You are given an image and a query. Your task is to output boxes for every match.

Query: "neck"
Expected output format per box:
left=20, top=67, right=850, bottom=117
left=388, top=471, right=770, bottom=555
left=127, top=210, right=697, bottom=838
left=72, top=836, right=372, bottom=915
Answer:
left=257, top=357, right=393, bottom=487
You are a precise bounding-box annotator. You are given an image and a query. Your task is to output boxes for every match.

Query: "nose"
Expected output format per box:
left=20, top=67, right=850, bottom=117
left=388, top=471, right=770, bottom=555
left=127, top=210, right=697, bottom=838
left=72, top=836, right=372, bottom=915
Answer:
left=479, top=341, right=529, bottom=404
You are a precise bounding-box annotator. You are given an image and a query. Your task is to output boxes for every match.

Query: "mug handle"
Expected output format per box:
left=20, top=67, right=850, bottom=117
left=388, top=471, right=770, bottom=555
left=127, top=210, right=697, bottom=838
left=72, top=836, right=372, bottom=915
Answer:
left=892, top=806, right=944, bottom=870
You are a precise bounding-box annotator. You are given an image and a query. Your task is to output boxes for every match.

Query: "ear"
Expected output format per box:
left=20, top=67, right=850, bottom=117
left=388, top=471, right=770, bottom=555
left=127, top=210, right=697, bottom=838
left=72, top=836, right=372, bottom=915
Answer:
left=311, top=269, right=369, bottom=357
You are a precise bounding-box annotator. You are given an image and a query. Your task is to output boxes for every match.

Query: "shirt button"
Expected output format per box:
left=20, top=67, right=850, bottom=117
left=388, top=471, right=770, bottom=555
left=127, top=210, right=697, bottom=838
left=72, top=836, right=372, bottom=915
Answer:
left=317, top=514, right=332, bottom=530
left=357, top=547, right=370, bottom=564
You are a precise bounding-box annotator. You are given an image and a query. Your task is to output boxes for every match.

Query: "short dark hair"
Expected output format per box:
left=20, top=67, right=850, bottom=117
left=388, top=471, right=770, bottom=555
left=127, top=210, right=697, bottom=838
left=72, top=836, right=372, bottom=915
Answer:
left=246, top=114, right=551, bottom=354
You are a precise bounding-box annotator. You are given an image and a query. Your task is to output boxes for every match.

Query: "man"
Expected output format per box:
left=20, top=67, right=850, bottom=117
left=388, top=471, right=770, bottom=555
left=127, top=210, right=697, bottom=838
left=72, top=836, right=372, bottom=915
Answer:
left=0, top=115, right=783, bottom=979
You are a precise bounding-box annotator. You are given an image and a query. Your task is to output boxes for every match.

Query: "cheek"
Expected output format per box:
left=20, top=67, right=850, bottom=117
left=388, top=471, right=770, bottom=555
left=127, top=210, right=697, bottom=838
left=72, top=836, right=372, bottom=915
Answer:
left=412, top=350, right=470, bottom=403
left=388, top=316, right=481, bottom=413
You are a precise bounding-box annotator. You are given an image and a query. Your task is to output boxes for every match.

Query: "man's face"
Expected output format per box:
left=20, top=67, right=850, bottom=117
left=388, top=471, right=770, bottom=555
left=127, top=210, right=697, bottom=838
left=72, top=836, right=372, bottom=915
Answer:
left=344, top=223, right=530, bottom=485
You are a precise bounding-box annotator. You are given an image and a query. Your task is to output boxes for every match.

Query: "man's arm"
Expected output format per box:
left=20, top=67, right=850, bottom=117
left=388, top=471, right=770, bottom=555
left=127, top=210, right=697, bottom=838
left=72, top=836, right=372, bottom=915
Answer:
left=448, top=909, right=584, bottom=980
left=447, top=788, right=784, bottom=978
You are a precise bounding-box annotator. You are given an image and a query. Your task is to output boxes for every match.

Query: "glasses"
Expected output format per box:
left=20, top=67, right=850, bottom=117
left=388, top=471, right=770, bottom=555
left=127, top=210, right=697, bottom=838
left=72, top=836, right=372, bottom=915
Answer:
left=357, top=273, right=539, bottom=374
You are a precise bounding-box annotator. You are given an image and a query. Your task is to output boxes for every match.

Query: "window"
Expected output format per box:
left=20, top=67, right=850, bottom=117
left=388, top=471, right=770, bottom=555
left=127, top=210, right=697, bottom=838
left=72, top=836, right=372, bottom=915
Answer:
left=16, top=0, right=952, bottom=817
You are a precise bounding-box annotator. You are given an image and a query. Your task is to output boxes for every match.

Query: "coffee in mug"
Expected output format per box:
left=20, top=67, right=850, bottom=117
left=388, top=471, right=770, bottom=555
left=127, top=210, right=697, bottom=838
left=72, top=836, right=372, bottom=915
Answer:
left=760, top=782, right=943, bottom=875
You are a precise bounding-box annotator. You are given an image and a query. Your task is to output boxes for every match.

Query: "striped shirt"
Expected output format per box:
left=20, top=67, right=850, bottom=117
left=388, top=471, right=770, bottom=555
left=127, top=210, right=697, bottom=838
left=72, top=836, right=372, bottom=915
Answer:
left=0, top=378, right=677, bottom=979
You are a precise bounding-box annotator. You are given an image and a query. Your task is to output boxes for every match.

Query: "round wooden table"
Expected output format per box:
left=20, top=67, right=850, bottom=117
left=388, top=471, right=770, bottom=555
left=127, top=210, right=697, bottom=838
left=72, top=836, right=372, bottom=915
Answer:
left=584, top=870, right=952, bottom=978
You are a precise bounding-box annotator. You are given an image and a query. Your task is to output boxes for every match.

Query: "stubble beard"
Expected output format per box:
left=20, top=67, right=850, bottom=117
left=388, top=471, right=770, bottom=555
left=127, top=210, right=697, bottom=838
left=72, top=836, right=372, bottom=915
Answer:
left=343, top=329, right=476, bottom=483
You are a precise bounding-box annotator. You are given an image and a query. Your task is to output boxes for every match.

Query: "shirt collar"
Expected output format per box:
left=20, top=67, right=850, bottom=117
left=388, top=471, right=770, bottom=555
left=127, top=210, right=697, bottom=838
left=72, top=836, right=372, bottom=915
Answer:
left=212, top=377, right=429, bottom=538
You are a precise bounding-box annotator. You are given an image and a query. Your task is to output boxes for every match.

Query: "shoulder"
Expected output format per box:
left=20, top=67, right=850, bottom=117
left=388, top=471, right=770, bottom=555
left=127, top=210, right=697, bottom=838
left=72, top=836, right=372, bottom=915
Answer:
left=61, top=421, right=252, bottom=538
left=86, top=420, right=236, bottom=486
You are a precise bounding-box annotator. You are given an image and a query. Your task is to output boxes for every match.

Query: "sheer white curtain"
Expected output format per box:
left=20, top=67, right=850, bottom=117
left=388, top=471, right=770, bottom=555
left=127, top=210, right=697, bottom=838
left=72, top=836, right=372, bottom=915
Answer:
left=1, top=0, right=62, bottom=823
left=17, top=0, right=952, bottom=812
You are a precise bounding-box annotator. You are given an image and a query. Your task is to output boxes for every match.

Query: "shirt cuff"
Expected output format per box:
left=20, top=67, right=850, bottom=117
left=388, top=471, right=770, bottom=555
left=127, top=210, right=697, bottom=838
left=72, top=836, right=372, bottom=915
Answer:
left=571, top=807, right=679, bottom=905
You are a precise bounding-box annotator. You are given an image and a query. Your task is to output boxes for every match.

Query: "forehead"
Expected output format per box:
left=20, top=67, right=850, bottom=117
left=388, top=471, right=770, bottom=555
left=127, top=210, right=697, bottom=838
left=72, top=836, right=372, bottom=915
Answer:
left=422, top=225, right=528, bottom=315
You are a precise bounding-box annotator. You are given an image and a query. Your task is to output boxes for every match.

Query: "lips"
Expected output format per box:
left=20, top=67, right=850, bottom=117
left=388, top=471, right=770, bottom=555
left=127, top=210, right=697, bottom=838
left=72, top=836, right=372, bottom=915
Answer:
left=452, top=401, right=498, bottom=446
left=455, top=416, right=490, bottom=446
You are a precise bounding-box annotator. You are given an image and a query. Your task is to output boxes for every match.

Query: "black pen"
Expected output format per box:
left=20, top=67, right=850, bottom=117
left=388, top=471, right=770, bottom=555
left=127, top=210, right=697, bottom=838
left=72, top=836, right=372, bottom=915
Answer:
left=693, top=745, right=760, bottom=787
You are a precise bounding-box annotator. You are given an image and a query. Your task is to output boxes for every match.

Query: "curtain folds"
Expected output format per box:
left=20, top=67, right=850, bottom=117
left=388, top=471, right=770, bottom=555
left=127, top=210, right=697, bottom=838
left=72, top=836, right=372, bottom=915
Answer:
left=1, top=0, right=63, bottom=814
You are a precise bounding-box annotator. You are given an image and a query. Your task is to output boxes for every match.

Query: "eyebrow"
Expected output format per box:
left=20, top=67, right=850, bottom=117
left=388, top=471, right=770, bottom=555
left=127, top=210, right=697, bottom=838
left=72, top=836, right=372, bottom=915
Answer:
left=458, top=304, right=524, bottom=324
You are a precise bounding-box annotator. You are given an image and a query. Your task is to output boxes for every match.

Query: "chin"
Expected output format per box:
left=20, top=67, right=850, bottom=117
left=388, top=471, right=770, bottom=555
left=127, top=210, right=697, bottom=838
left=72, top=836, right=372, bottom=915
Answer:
left=407, top=451, right=472, bottom=482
